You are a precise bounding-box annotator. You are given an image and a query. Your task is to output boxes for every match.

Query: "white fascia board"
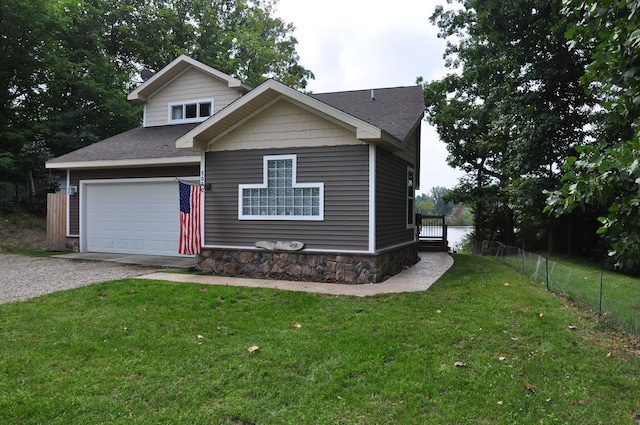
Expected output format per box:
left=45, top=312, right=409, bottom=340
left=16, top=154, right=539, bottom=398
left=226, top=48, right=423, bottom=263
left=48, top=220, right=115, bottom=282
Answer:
left=177, top=79, right=392, bottom=151
left=45, top=156, right=199, bottom=170
left=175, top=122, right=212, bottom=151
left=128, top=55, right=246, bottom=102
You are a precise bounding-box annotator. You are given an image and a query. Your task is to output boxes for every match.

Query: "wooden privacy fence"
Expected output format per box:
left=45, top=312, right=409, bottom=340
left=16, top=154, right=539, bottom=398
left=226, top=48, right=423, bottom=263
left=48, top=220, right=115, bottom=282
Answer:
left=47, top=193, right=66, bottom=251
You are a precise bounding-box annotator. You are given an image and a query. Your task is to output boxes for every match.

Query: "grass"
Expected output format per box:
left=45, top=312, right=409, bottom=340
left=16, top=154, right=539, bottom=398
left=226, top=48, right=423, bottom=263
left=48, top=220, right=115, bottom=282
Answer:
left=1, top=254, right=639, bottom=424
left=500, top=250, right=640, bottom=338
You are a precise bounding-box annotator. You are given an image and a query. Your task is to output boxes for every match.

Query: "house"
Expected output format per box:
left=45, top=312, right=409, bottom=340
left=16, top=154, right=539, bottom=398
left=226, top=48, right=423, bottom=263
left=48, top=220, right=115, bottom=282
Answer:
left=46, top=55, right=425, bottom=283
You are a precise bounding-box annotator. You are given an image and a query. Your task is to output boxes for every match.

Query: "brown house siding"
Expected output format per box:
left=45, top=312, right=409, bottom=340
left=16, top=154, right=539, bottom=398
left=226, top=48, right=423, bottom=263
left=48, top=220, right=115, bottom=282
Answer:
left=204, top=145, right=370, bottom=252
left=375, top=147, right=415, bottom=249
left=68, top=165, right=200, bottom=235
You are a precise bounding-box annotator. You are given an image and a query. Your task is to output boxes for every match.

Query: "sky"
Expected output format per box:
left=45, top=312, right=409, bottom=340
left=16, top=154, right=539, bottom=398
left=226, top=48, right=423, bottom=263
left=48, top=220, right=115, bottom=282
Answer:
left=275, top=0, right=465, bottom=194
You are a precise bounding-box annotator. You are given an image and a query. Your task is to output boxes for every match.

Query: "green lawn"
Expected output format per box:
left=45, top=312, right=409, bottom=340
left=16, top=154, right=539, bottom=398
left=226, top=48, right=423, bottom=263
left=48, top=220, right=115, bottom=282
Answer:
left=500, top=250, right=640, bottom=337
left=1, top=254, right=639, bottom=424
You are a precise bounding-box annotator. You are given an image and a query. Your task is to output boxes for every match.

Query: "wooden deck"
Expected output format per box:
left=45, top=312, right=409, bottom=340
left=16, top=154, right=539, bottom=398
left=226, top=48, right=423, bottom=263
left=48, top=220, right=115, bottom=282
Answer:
left=417, top=214, right=449, bottom=252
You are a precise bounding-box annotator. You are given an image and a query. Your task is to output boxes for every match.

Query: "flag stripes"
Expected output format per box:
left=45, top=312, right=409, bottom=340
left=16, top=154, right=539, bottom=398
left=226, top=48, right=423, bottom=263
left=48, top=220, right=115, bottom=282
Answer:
left=178, top=181, right=202, bottom=255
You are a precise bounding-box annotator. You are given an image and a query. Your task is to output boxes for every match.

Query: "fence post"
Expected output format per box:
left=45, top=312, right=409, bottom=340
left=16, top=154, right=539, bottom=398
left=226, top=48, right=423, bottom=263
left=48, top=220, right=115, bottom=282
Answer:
left=522, top=245, right=526, bottom=275
left=598, top=272, right=603, bottom=321
left=545, top=257, right=550, bottom=291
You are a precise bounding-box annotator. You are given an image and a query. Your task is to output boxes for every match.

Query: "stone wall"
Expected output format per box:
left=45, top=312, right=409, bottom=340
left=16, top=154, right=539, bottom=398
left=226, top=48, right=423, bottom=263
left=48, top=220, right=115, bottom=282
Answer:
left=196, top=243, right=419, bottom=284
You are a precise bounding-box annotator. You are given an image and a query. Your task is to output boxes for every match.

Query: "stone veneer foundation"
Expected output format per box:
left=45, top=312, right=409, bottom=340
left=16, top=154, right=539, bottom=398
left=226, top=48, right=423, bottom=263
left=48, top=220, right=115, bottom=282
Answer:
left=196, top=243, right=419, bottom=284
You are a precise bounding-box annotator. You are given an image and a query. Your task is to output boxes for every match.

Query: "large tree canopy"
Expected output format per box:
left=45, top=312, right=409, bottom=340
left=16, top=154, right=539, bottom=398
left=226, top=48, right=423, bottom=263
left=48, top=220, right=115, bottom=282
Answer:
left=423, top=0, right=595, bottom=251
left=0, top=0, right=313, bottom=204
left=546, top=0, right=640, bottom=272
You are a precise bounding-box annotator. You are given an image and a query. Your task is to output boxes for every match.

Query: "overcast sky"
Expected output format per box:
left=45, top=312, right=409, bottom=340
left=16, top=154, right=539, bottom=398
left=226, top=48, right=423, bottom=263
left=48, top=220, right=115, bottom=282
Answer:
left=275, top=0, right=465, bottom=194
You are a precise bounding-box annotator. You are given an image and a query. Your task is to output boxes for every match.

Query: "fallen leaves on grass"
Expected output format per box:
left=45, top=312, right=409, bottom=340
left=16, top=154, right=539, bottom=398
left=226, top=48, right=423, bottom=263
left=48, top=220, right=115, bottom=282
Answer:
left=248, top=345, right=259, bottom=353
left=293, top=322, right=302, bottom=329
left=524, top=382, right=535, bottom=393
left=455, top=361, right=468, bottom=367
left=568, top=324, right=578, bottom=330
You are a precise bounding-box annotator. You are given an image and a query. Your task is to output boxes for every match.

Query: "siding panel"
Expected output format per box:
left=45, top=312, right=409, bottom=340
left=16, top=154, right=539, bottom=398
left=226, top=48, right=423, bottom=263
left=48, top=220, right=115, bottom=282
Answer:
left=376, top=148, right=415, bottom=248
left=209, top=100, right=361, bottom=151
left=145, top=68, right=243, bottom=127
left=205, top=145, right=370, bottom=251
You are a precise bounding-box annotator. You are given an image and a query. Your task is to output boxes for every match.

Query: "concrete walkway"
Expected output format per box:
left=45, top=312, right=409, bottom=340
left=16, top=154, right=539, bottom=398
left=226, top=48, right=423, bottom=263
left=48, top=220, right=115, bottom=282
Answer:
left=137, top=252, right=454, bottom=297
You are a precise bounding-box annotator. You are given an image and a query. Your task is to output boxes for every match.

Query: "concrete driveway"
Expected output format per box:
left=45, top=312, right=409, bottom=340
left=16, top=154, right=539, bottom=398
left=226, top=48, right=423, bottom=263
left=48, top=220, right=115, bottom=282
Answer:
left=1, top=251, right=453, bottom=304
left=55, top=252, right=195, bottom=269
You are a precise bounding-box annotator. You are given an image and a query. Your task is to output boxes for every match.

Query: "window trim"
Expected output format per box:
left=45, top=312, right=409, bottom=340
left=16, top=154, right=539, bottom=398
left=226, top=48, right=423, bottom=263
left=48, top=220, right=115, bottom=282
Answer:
left=406, top=166, right=415, bottom=229
left=238, top=154, right=324, bottom=221
left=168, top=98, right=214, bottom=124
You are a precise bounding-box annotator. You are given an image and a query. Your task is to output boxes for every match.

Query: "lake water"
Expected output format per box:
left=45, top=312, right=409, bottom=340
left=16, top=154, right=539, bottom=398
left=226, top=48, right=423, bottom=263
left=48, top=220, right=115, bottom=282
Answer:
left=447, top=226, right=474, bottom=249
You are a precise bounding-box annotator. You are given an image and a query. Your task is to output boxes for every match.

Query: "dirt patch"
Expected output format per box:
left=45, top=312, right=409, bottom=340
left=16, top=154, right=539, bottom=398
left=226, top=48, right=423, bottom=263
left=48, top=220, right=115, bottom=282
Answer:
left=0, top=213, right=47, bottom=253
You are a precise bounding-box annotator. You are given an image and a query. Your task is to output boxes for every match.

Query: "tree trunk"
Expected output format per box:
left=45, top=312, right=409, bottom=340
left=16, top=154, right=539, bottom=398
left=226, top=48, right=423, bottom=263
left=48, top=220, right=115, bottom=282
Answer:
left=503, top=208, right=516, bottom=246
left=29, top=170, right=36, bottom=197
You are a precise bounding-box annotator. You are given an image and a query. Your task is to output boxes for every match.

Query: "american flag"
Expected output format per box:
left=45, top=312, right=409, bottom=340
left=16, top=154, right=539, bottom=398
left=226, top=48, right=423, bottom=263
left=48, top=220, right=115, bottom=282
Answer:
left=178, top=182, right=202, bottom=255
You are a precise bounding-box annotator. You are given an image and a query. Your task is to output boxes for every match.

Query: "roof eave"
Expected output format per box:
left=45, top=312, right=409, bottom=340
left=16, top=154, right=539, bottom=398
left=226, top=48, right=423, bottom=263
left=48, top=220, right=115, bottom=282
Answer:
left=362, top=131, right=404, bottom=152
left=176, top=79, right=393, bottom=152
left=127, top=55, right=250, bottom=102
left=45, top=156, right=200, bottom=170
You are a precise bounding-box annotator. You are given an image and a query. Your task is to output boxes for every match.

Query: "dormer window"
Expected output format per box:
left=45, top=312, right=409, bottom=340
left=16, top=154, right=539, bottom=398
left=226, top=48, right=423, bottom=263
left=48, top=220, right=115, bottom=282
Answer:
left=168, top=98, right=214, bottom=124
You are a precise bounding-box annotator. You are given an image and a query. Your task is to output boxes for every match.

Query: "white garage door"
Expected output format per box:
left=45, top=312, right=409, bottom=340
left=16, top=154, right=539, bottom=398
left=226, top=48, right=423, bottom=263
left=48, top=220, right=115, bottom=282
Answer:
left=83, top=180, right=190, bottom=256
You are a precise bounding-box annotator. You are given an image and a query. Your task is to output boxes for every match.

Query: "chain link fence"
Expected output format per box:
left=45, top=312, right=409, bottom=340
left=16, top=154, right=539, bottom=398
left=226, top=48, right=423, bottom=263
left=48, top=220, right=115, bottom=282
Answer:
left=476, top=240, right=639, bottom=339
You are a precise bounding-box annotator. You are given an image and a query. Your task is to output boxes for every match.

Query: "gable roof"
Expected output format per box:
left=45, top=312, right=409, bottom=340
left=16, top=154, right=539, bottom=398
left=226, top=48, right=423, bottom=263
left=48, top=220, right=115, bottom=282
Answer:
left=128, top=55, right=252, bottom=102
left=310, top=86, right=425, bottom=142
left=176, top=80, right=424, bottom=152
left=46, top=124, right=200, bottom=169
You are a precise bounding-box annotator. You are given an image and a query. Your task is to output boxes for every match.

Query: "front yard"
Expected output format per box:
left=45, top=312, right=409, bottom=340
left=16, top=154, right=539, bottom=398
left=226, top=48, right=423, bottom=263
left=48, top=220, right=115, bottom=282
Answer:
left=1, top=254, right=639, bottom=424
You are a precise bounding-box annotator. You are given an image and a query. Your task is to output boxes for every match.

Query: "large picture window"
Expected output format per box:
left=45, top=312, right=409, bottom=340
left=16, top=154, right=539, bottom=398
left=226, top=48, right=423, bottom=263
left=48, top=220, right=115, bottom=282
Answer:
left=168, top=98, right=213, bottom=124
left=239, top=155, right=324, bottom=220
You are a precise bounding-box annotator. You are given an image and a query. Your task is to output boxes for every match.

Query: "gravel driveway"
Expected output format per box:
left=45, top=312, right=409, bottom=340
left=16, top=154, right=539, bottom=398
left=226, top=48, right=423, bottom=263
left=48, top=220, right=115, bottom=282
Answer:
left=0, top=254, right=153, bottom=304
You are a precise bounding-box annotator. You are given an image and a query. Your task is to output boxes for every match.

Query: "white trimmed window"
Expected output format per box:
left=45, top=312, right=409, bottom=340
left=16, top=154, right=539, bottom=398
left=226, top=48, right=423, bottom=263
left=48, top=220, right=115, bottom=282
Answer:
left=239, top=154, right=324, bottom=221
left=407, top=167, right=415, bottom=228
left=168, top=98, right=214, bottom=124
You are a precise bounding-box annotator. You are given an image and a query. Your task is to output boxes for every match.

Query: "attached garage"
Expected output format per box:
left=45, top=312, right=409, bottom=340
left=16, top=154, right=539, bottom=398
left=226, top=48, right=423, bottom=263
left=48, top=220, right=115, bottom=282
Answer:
left=80, top=178, right=197, bottom=256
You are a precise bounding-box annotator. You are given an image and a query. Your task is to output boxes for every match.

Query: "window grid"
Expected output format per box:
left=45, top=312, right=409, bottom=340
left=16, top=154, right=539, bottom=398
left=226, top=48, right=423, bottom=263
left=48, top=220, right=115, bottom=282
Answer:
left=168, top=99, right=213, bottom=124
left=239, top=156, right=323, bottom=220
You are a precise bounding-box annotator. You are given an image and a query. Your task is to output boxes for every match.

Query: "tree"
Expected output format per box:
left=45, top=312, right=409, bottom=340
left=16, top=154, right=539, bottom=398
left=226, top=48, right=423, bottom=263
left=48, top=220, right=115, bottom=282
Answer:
left=0, top=0, right=62, bottom=181
left=0, top=0, right=313, bottom=211
left=429, top=186, right=454, bottom=216
left=545, top=0, right=640, bottom=271
left=129, top=0, right=313, bottom=89
left=423, top=0, right=594, bottom=249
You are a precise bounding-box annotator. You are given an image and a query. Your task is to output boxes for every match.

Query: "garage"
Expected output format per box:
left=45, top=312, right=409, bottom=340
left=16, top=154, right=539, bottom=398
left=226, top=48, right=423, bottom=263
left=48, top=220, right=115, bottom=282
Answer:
left=81, top=178, right=194, bottom=256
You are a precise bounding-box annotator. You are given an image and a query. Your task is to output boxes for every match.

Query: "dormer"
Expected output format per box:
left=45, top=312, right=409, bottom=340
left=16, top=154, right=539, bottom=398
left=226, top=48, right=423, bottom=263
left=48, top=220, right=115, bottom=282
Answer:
left=128, top=55, right=252, bottom=127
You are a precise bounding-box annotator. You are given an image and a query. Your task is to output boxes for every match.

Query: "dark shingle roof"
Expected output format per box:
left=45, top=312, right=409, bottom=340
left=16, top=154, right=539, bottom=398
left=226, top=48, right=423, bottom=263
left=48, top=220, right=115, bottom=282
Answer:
left=47, top=123, right=200, bottom=164
left=48, top=86, right=425, bottom=166
left=310, top=85, right=425, bottom=141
